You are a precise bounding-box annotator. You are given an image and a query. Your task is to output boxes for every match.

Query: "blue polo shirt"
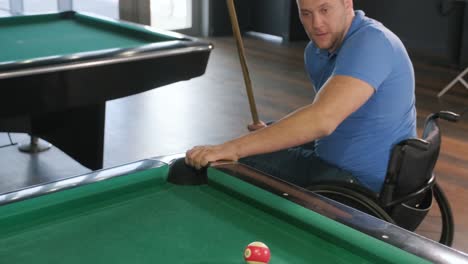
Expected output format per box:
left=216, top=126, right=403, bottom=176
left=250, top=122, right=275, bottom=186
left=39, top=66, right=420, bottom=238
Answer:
left=304, top=10, right=417, bottom=192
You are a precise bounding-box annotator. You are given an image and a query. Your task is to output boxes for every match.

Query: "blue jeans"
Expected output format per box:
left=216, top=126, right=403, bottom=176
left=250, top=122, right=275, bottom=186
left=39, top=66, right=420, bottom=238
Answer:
left=239, top=141, right=360, bottom=188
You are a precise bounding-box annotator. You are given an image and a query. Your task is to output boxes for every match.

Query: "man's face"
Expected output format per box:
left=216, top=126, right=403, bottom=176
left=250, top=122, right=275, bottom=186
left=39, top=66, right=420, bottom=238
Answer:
left=297, top=0, right=352, bottom=52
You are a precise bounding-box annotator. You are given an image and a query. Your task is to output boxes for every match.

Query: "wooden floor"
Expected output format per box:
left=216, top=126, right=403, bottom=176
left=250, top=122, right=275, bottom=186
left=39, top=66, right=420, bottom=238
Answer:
left=0, top=36, right=467, bottom=253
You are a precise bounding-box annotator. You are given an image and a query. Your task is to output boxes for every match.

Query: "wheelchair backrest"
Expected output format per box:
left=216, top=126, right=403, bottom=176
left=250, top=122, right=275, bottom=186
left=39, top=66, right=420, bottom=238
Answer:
left=385, top=116, right=441, bottom=201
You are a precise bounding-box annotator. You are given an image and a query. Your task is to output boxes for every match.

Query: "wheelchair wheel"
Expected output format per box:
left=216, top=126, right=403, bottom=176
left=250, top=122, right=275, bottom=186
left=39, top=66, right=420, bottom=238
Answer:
left=433, top=183, right=454, bottom=246
left=308, top=184, right=395, bottom=224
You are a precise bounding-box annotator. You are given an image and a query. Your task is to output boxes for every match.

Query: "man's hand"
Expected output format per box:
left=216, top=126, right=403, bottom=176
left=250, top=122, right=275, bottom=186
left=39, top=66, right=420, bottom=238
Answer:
left=247, top=120, right=267, bottom=131
left=185, top=143, right=240, bottom=170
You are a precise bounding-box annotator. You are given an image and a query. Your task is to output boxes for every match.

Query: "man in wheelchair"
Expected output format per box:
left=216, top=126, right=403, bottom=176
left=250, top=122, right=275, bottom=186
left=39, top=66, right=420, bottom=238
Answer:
left=185, top=0, right=458, bottom=245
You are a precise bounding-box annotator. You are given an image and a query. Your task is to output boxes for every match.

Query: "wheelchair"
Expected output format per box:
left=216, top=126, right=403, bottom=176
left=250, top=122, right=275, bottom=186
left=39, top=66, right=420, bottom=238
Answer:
left=307, top=111, right=461, bottom=246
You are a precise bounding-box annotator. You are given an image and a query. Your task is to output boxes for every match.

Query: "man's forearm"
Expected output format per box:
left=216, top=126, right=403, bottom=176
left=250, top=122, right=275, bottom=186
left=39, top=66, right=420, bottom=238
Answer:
left=226, top=104, right=334, bottom=159
left=225, top=76, right=375, bottom=160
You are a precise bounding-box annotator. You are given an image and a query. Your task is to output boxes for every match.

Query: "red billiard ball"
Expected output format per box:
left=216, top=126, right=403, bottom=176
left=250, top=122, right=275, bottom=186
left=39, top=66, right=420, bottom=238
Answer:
left=244, top=241, right=271, bottom=264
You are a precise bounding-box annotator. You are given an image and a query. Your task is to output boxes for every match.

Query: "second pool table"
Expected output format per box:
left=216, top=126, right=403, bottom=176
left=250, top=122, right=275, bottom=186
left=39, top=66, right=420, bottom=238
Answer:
left=0, top=155, right=466, bottom=263
left=0, top=12, right=212, bottom=169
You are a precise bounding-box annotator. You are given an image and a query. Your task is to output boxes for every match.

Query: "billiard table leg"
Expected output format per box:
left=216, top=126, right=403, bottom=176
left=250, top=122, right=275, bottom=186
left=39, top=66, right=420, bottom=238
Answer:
left=18, top=135, right=52, bottom=153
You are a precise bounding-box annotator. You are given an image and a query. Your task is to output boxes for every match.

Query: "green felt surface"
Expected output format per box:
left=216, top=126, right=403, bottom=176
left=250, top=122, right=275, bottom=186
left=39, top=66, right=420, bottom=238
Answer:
left=0, top=13, right=176, bottom=62
left=0, top=165, right=430, bottom=264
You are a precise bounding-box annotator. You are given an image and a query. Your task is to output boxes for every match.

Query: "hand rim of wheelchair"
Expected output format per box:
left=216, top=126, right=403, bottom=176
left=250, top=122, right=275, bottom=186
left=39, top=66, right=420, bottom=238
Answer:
left=383, top=173, right=435, bottom=207
left=307, top=178, right=454, bottom=246
left=307, top=183, right=395, bottom=224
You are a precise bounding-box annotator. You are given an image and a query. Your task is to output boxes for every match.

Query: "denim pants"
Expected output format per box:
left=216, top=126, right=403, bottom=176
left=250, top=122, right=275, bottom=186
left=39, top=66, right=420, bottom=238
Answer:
left=239, top=141, right=360, bottom=188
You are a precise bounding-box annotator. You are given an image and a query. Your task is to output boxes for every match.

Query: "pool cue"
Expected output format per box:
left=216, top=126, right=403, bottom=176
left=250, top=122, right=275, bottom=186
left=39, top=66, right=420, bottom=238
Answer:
left=226, top=0, right=260, bottom=125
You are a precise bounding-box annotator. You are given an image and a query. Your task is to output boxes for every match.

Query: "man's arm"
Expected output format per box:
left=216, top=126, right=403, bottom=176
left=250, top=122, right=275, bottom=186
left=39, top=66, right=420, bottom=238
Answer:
left=186, top=75, right=375, bottom=169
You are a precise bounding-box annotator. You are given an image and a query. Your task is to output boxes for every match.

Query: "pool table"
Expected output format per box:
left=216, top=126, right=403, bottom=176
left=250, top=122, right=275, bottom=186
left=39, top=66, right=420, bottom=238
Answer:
left=0, top=155, right=466, bottom=263
left=0, top=12, right=212, bottom=169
